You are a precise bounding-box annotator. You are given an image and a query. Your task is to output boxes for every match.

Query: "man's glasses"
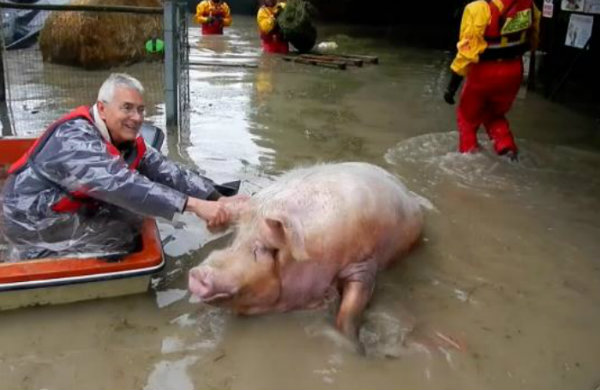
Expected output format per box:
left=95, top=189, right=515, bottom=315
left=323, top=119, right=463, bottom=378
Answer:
left=117, top=102, right=145, bottom=117
left=102, top=100, right=145, bottom=117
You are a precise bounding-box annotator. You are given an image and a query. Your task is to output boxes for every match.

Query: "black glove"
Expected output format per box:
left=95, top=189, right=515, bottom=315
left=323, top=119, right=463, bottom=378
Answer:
left=206, top=16, right=214, bottom=24
left=444, top=71, right=463, bottom=105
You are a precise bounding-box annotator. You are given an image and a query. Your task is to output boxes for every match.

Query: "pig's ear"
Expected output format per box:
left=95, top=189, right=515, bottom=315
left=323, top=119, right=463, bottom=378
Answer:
left=263, top=216, right=309, bottom=261
left=264, top=218, right=287, bottom=248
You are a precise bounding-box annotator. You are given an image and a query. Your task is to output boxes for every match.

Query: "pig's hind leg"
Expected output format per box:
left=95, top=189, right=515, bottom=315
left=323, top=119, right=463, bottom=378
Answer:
left=335, top=260, right=378, bottom=345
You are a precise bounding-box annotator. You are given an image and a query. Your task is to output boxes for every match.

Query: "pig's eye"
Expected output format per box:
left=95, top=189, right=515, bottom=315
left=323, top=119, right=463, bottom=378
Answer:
left=252, top=246, right=264, bottom=262
left=252, top=245, right=278, bottom=263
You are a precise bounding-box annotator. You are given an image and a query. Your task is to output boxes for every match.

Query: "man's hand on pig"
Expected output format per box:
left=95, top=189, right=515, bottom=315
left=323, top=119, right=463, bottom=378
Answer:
left=185, top=197, right=231, bottom=229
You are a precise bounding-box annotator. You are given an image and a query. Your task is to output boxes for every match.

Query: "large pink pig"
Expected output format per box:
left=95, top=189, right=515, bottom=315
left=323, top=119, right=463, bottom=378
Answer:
left=188, top=162, right=423, bottom=341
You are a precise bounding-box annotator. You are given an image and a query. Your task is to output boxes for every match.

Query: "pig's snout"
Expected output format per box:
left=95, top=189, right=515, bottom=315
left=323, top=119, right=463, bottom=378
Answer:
left=188, top=267, right=237, bottom=303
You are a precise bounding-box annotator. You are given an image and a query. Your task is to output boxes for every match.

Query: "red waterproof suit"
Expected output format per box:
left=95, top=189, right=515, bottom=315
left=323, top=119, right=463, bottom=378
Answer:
left=260, top=32, right=289, bottom=54
left=257, top=4, right=289, bottom=54
left=451, top=0, right=539, bottom=154
left=196, top=0, right=232, bottom=35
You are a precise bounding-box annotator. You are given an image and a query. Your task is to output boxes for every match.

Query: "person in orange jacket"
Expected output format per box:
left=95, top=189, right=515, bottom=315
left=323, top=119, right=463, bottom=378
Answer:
left=257, top=0, right=289, bottom=54
left=196, top=0, right=232, bottom=35
left=444, top=0, right=540, bottom=161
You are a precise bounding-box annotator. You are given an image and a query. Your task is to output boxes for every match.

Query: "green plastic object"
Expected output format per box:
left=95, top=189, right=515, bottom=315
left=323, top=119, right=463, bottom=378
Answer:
left=145, top=38, right=165, bottom=54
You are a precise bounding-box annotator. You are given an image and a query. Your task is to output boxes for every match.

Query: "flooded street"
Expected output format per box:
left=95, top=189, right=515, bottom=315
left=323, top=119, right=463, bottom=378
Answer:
left=2, top=14, right=600, bottom=389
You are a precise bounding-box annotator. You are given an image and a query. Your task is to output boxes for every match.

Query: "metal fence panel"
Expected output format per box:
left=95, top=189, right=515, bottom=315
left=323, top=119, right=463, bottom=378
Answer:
left=0, top=1, right=190, bottom=136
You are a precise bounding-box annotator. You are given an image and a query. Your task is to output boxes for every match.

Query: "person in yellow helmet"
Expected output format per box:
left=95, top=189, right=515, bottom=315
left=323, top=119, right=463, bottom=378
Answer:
left=196, top=0, right=232, bottom=35
left=257, top=0, right=289, bottom=54
left=444, top=0, right=540, bottom=161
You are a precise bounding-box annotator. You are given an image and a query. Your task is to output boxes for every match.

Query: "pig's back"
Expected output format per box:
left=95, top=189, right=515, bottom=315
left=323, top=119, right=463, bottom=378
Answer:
left=253, top=163, right=422, bottom=264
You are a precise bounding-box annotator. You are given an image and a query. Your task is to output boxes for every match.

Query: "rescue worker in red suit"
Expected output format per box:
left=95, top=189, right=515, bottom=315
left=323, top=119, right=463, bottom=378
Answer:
left=444, top=0, right=540, bottom=160
left=1, top=73, right=245, bottom=260
left=196, top=0, right=232, bottom=35
left=257, top=0, right=289, bottom=54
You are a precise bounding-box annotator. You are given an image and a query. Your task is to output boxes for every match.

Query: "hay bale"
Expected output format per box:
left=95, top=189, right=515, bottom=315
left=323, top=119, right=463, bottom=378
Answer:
left=39, top=0, right=163, bottom=69
left=277, top=0, right=317, bottom=53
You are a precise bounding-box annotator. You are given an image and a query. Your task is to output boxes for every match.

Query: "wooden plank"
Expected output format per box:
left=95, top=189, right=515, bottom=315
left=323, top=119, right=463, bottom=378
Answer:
left=335, top=54, right=379, bottom=64
left=299, top=54, right=363, bottom=67
left=188, top=61, right=259, bottom=69
left=282, top=56, right=346, bottom=70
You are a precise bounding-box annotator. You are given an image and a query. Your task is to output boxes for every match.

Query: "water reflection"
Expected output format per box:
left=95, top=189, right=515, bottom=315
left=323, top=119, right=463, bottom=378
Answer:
left=144, top=355, right=199, bottom=390
left=186, top=16, right=268, bottom=183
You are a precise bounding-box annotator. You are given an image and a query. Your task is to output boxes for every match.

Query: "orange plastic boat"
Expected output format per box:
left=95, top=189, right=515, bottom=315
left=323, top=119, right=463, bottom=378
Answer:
left=0, top=137, right=165, bottom=310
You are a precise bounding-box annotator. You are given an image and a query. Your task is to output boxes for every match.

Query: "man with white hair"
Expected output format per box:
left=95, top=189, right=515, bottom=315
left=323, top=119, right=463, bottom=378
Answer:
left=1, top=73, right=242, bottom=259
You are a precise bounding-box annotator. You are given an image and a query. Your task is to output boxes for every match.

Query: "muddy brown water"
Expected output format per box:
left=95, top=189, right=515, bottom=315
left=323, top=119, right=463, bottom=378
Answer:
left=1, top=15, right=599, bottom=390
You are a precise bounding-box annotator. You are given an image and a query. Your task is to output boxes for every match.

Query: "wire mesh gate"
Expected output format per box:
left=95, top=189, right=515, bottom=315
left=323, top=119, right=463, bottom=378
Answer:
left=0, top=0, right=190, bottom=137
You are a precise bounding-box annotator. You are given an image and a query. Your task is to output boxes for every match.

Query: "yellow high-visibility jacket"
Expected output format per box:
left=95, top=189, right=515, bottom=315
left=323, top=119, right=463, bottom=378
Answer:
left=196, top=0, right=232, bottom=26
left=257, top=2, right=285, bottom=35
left=450, top=0, right=540, bottom=76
